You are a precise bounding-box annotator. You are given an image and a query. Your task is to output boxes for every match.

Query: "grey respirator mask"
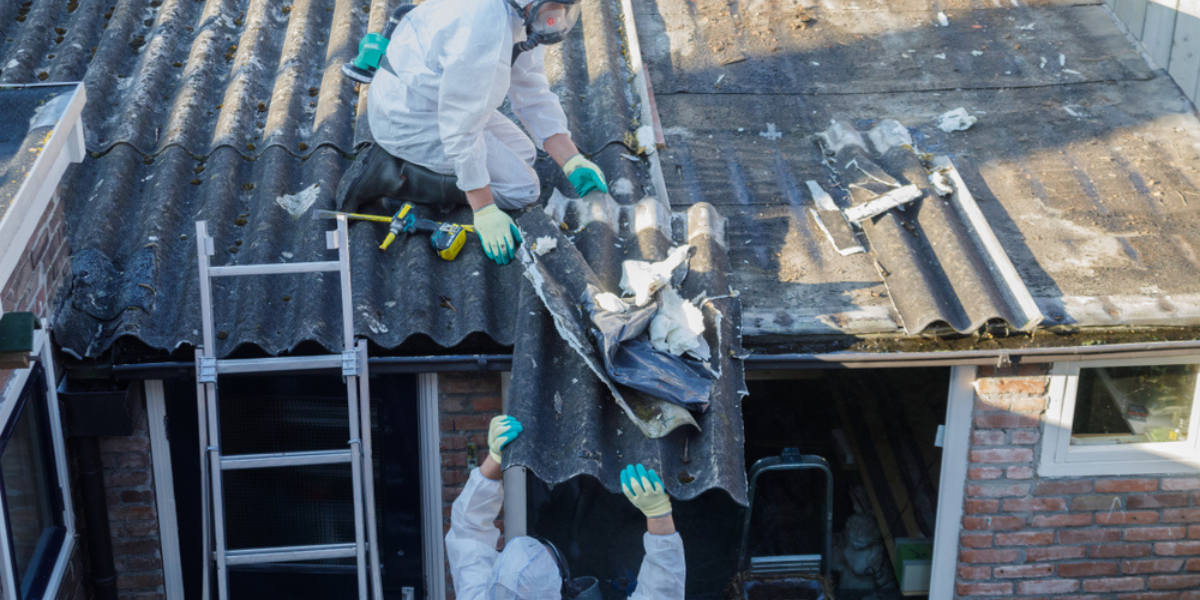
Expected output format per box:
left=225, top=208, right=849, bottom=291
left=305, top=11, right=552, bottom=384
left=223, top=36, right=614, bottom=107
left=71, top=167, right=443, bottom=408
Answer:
left=509, top=0, right=582, bottom=62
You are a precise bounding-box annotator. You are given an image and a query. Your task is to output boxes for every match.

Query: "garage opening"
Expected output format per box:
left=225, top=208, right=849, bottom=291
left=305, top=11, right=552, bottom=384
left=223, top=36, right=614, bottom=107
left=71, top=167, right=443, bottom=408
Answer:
left=741, top=368, right=950, bottom=600
left=524, top=367, right=954, bottom=599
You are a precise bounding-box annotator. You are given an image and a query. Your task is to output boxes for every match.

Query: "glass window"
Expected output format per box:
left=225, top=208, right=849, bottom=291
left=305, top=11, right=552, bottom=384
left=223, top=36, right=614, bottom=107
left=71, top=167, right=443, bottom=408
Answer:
left=1071, top=365, right=1198, bottom=445
left=0, top=365, right=66, bottom=600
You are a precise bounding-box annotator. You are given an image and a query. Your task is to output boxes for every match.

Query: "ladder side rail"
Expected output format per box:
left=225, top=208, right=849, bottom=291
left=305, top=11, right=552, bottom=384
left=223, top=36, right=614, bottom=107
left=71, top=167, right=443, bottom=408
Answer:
left=194, top=355, right=212, bottom=600
left=357, top=340, right=384, bottom=600
left=206, top=382, right=230, bottom=600
left=195, top=222, right=217, bottom=600
left=337, top=217, right=369, bottom=600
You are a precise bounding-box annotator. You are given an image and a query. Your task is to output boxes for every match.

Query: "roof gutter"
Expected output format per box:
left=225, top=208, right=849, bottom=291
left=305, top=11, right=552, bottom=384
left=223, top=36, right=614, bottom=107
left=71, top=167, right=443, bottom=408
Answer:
left=107, top=339, right=1200, bottom=379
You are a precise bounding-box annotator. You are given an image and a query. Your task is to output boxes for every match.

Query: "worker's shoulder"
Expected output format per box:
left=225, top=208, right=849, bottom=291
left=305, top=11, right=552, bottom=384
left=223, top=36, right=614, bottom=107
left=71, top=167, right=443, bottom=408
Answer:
left=420, top=0, right=512, bottom=22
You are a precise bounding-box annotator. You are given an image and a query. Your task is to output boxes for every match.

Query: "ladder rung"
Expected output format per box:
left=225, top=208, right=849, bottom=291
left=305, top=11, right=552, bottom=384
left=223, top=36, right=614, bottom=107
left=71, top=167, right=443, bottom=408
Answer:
left=224, top=543, right=357, bottom=566
left=221, top=449, right=353, bottom=470
left=209, top=261, right=340, bottom=277
left=216, top=355, right=342, bottom=374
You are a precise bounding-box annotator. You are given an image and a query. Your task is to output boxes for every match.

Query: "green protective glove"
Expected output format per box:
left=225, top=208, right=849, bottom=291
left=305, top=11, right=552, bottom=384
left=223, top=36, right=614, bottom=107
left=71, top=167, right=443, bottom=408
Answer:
left=487, top=415, right=523, bottom=464
left=563, top=154, right=609, bottom=198
left=473, top=204, right=523, bottom=265
left=621, top=463, right=672, bottom=518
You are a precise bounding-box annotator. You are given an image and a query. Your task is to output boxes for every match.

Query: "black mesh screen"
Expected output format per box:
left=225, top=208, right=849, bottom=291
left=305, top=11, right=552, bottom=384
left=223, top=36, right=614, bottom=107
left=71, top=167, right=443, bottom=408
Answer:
left=217, top=374, right=351, bottom=455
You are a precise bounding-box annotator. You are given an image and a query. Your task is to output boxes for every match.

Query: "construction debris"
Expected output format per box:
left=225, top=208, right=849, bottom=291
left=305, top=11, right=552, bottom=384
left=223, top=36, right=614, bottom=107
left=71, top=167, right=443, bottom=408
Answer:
left=620, top=244, right=693, bottom=306
left=844, top=185, right=923, bottom=223
left=936, top=108, right=977, bottom=132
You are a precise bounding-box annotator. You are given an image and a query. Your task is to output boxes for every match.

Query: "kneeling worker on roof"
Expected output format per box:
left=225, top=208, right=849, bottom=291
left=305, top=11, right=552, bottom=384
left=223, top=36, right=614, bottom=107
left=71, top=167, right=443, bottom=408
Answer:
left=446, top=415, right=685, bottom=599
left=337, top=0, right=610, bottom=266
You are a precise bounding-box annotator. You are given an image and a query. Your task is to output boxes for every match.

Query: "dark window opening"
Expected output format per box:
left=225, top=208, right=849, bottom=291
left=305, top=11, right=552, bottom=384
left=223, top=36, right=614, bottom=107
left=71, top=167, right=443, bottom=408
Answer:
left=164, top=372, right=422, bottom=600
left=1, top=363, right=66, bottom=600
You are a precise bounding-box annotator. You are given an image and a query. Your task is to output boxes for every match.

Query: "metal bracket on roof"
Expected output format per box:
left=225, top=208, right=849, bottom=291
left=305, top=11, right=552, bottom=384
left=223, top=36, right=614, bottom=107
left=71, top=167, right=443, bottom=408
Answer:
left=199, top=356, right=217, bottom=383
left=996, top=351, right=1012, bottom=370
left=342, top=350, right=361, bottom=377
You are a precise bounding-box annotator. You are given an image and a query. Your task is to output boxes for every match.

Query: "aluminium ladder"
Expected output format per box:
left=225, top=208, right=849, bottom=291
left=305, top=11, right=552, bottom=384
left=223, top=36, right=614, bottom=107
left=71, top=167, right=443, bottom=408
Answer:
left=194, top=217, right=384, bottom=600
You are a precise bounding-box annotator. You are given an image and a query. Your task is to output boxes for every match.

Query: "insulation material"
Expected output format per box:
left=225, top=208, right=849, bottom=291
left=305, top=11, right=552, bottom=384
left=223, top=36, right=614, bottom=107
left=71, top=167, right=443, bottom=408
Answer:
left=619, top=244, right=693, bottom=306
left=649, top=287, right=710, bottom=360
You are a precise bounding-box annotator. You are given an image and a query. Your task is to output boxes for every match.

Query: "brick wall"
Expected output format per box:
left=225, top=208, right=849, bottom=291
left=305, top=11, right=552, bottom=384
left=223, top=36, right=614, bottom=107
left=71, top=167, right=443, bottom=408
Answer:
left=439, top=372, right=504, bottom=600
left=1, top=191, right=70, bottom=317
left=957, top=365, right=1200, bottom=599
left=99, top=405, right=165, bottom=600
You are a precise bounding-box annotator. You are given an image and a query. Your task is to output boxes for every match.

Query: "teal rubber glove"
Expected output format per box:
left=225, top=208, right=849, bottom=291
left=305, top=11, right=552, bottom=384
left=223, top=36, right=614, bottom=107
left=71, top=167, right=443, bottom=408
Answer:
left=563, top=154, right=609, bottom=198
left=621, top=463, right=672, bottom=518
left=473, top=204, right=523, bottom=265
left=487, top=415, right=523, bottom=463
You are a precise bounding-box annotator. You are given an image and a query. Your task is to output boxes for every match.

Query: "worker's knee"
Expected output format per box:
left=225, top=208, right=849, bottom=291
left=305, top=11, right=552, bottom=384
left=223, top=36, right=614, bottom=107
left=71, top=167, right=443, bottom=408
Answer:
left=491, top=177, right=540, bottom=210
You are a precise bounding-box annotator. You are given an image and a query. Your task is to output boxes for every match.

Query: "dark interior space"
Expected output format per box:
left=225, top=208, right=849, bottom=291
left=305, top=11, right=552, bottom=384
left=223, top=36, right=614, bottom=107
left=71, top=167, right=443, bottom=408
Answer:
left=528, top=368, right=949, bottom=599
left=742, top=369, right=949, bottom=600
left=164, top=373, right=422, bottom=600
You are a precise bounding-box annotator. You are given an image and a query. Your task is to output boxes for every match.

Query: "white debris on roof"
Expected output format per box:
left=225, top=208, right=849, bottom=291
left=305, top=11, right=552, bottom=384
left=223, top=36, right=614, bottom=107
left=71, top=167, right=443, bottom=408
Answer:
left=937, top=108, right=977, bottom=132
left=929, top=170, right=954, bottom=196
left=971, top=50, right=984, bottom=56
left=611, top=177, right=635, bottom=196
left=867, top=119, right=913, bottom=153
left=594, top=292, right=628, bottom=314
left=636, top=126, right=657, bottom=155
left=937, top=11, right=949, bottom=26
left=844, top=184, right=923, bottom=223
left=1059, top=53, right=1066, bottom=67
left=816, top=120, right=868, bottom=153
left=533, top=236, right=558, bottom=256
left=620, top=244, right=692, bottom=306
left=649, top=287, right=709, bottom=360
left=275, top=183, right=321, bottom=216
left=759, top=123, right=783, bottom=140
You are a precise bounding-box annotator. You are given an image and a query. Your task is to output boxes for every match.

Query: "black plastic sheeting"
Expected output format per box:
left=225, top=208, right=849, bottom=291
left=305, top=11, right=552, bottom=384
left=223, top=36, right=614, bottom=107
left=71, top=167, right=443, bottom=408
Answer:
left=506, top=195, right=748, bottom=506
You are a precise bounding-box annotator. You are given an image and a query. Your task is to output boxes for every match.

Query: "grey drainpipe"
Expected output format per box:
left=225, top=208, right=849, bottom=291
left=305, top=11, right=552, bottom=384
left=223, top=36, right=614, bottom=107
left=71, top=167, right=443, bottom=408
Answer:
left=110, top=340, right=1200, bottom=379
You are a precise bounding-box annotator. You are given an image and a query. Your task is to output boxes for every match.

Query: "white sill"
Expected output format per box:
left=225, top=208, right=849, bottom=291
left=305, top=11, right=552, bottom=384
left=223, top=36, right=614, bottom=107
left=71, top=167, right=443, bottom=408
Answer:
left=1039, top=459, right=1200, bottom=478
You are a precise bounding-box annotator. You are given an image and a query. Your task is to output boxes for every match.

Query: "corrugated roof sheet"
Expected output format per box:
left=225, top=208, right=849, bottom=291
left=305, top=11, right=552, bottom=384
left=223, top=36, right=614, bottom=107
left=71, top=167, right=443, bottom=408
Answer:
left=507, top=195, right=747, bottom=505
left=8, top=0, right=657, bottom=358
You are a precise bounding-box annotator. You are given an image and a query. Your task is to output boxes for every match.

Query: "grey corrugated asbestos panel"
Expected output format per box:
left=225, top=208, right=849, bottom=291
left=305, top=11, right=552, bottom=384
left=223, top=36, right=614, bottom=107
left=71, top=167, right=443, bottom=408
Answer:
left=20, top=0, right=659, bottom=358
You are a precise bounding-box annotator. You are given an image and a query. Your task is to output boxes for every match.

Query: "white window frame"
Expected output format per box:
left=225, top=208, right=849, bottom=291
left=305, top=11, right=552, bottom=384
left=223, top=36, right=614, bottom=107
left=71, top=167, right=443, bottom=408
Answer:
left=0, top=329, right=76, bottom=600
left=1040, top=356, right=1200, bottom=477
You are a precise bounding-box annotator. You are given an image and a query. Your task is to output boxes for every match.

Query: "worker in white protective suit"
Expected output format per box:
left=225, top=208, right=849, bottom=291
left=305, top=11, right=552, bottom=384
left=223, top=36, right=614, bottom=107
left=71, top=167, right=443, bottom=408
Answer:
left=337, top=0, right=610, bottom=266
left=446, top=415, right=686, bottom=600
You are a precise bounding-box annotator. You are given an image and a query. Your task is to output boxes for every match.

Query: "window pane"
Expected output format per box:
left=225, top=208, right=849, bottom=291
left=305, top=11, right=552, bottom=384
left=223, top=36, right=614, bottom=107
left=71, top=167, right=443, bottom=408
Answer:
left=1072, top=365, right=1198, bottom=445
left=1, top=395, right=58, bottom=587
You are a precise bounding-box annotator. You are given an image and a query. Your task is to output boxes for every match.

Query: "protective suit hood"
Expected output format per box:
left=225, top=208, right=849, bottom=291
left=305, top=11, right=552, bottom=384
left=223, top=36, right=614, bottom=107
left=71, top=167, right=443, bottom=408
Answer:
left=487, top=537, right=563, bottom=600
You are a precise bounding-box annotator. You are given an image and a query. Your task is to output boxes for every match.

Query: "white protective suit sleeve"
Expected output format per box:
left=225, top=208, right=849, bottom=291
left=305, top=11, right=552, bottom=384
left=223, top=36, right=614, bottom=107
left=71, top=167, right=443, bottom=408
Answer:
left=629, top=532, right=686, bottom=600
left=435, top=16, right=508, bottom=192
left=445, top=468, right=505, bottom=600
left=508, top=45, right=572, bottom=148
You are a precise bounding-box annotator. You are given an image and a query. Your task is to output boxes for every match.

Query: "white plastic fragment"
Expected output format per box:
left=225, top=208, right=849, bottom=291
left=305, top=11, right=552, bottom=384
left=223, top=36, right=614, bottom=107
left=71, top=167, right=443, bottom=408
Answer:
left=844, top=185, right=923, bottom=223
left=937, top=11, right=949, bottom=26
left=533, top=236, right=558, bottom=256
left=594, top=292, right=628, bottom=314
left=1062, top=69, right=1081, bottom=75
left=637, top=125, right=657, bottom=155
left=934, top=53, right=946, bottom=60
left=937, top=108, right=977, bottom=132
left=816, top=120, right=868, bottom=154
left=971, top=50, right=984, bottom=56
left=620, top=245, right=692, bottom=306
left=649, top=287, right=709, bottom=360
left=1059, top=53, right=1066, bottom=67
left=867, top=119, right=913, bottom=153
left=806, top=180, right=838, bottom=211
left=275, top=184, right=321, bottom=216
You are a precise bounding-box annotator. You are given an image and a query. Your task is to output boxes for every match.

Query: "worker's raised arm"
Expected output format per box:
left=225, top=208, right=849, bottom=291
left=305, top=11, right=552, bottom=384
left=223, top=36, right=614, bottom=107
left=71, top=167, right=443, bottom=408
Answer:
left=621, top=464, right=687, bottom=600
left=434, top=13, right=507, bottom=194
left=444, top=416, right=523, bottom=599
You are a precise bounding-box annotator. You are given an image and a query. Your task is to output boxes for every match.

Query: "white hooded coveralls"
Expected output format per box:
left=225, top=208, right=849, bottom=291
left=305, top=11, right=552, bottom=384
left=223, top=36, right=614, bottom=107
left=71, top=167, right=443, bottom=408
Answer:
left=367, top=0, right=572, bottom=209
left=446, top=469, right=687, bottom=600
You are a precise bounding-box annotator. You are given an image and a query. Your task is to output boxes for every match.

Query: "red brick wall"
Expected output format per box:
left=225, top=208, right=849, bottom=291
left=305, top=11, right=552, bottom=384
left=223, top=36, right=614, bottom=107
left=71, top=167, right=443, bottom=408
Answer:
left=1, top=191, right=70, bottom=317
left=439, top=372, right=504, bottom=600
left=99, top=405, right=165, bottom=599
left=957, top=365, right=1200, bottom=599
